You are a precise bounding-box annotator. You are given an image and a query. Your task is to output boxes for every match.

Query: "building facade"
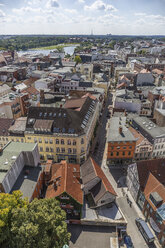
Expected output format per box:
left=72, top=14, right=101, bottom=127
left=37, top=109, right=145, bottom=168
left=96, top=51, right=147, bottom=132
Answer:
left=107, top=117, right=136, bottom=166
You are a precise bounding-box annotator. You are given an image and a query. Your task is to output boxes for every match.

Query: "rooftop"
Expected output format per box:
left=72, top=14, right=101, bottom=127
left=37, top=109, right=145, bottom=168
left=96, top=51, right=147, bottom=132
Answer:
left=133, top=116, right=165, bottom=139
left=45, top=160, right=83, bottom=205
left=10, top=165, right=42, bottom=200
left=107, top=117, right=136, bottom=142
left=0, top=118, right=13, bottom=136
left=0, top=142, right=36, bottom=183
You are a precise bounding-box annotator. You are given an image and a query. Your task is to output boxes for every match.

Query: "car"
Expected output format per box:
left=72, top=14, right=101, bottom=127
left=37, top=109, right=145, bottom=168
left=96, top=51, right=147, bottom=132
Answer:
left=124, top=235, right=134, bottom=248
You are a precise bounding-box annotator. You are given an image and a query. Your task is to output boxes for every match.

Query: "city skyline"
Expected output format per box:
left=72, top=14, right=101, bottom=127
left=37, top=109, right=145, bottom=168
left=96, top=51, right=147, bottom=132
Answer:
left=0, top=0, right=165, bottom=35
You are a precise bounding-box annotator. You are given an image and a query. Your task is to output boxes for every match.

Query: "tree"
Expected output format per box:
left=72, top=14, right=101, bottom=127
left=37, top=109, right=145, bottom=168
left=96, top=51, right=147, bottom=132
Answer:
left=10, top=198, right=70, bottom=248
left=0, top=191, right=28, bottom=246
left=74, top=55, right=82, bottom=64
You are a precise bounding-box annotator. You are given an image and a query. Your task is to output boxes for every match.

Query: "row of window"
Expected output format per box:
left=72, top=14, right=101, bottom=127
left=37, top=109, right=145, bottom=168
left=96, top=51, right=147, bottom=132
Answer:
left=155, top=138, right=165, bottom=143
left=154, top=144, right=164, bottom=150
left=40, top=147, right=85, bottom=154
left=153, top=151, right=165, bottom=156
left=0, top=137, right=8, bottom=141
left=110, top=146, right=133, bottom=150
left=29, top=137, right=84, bottom=145
left=109, top=151, right=132, bottom=156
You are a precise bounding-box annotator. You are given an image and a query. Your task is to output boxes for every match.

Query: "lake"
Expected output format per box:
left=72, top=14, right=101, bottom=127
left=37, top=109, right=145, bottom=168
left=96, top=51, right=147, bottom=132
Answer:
left=18, top=45, right=77, bottom=56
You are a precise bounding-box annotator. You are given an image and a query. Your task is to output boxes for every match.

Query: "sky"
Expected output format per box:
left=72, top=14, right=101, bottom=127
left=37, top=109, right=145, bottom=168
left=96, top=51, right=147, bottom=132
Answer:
left=0, top=0, right=165, bottom=35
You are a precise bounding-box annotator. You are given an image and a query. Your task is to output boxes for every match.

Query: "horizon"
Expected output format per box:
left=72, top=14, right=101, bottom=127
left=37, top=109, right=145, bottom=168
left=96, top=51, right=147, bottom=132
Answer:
left=0, top=0, right=165, bottom=35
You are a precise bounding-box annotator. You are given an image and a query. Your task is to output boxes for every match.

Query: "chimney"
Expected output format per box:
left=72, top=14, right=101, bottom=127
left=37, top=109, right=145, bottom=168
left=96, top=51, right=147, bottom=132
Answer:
left=40, top=90, right=45, bottom=102
left=119, top=126, right=123, bottom=134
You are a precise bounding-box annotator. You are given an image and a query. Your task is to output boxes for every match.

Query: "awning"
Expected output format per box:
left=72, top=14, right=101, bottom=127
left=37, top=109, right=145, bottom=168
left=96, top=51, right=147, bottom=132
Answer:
left=150, top=217, right=161, bottom=233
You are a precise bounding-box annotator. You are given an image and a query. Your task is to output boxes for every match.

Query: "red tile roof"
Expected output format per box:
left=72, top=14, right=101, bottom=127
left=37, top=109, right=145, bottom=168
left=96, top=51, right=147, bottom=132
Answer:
left=45, top=161, right=83, bottom=204
left=23, top=77, right=38, bottom=86
left=144, top=172, right=165, bottom=211
left=23, top=86, right=39, bottom=96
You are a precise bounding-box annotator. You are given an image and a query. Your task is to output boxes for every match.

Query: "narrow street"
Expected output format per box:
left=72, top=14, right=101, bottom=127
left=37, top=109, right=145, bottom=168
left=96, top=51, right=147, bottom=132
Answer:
left=92, top=92, right=113, bottom=166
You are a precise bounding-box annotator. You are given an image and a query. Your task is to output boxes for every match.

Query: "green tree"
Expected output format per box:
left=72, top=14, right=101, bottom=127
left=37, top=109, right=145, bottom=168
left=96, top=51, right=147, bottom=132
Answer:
left=74, top=55, right=82, bottom=64
left=0, top=191, right=28, bottom=246
left=10, top=198, right=70, bottom=248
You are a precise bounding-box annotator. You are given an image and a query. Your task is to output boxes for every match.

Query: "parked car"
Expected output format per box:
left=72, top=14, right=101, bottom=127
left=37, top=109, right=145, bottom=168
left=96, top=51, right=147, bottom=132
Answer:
left=124, top=235, right=134, bottom=248
left=135, top=218, right=155, bottom=244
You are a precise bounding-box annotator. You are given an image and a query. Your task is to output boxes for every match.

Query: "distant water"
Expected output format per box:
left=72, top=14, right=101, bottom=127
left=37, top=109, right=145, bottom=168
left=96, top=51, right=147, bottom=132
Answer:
left=18, top=45, right=76, bottom=56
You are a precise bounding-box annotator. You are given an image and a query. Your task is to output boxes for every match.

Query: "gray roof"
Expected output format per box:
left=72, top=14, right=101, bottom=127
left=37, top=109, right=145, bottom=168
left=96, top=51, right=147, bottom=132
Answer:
left=107, top=117, right=136, bottom=142
left=136, top=73, right=154, bottom=86
left=10, top=165, right=42, bottom=200
left=133, top=116, right=165, bottom=139
left=0, top=142, right=36, bottom=183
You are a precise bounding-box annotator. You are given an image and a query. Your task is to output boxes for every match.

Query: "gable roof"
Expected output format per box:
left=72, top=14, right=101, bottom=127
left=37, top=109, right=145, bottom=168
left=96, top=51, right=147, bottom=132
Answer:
left=136, top=159, right=165, bottom=191
left=45, top=161, right=83, bottom=205
left=144, top=172, right=165, bottom=212
left=129, top=126, right=152, bottom=146
left=81, top=157, right=117, bottom=196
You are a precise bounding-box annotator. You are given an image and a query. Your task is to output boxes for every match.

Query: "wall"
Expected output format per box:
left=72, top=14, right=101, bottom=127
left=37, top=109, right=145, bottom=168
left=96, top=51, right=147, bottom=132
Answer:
left=83, top=177, right=100, bottom=194
left=107, top=141, right=136, bottom=160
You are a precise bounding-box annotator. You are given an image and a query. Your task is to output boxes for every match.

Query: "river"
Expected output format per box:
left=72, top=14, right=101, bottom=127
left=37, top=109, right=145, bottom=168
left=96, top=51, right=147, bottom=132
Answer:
left=17, top=45, right=77, bottom=56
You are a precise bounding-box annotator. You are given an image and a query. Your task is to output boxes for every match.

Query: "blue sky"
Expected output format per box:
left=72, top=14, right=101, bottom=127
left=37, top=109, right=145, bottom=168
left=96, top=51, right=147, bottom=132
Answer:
left=0, top=0, right=165, bottom=35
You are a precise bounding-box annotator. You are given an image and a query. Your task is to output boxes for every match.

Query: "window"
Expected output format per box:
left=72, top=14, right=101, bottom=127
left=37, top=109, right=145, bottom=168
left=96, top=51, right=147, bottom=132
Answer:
left=56, top=147, right=60, bottom=153
left=45, top=139, right=48, bottom=144
left=81, top=147, right=85, bottom=153
left=73, top=140, right=76, bottom=145
left=6, top=138, right=8, bottom=141
left=56, top=139, right=59, bottom=144
left=28, top=137, right=31, bottom=140
left=81, top=138, right=84, bottom=144
left=68, top=148, right=72, bottom=154
left=128, top=151, right=131, bottom=156
left=49, top=139, right=53, bottom=144
left=40, top=147, right=43, bottom=152
left=50, top=148, right=54, bottom=152
left=123, top=147, right=126, bottom=149
left=116, top=152, right=119, bottom=156
left=111, top=146, right=114, bottom=150
left=61, top=139, right=64, bottom=145
left=129, top=146, right=132, bottom=149
left=21, top=138, right=24, bottom=143
left=123, top=151, right=125, bottom=156
left=111, top=152, right=113, bottom=156
left=101, top=200, right=105, bottom=204
left=39, top=138, right=42, bottom=143
left=67, top=139, right=71, bottom=145
left=117, top=146, right=120, bottom=149
left=61, top=148, right=65, bottom=153
left=73, top=149, right=77, bottom=154
left=46, top=147, right=49, bottom=152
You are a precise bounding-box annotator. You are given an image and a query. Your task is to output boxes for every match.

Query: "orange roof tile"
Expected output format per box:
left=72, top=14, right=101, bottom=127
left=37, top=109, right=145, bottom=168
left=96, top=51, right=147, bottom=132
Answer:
left=45, top=161, right=83, bottom=204
left=144, top=172, right=165, bottom=211
left=129, top=126, right=146, bottom=146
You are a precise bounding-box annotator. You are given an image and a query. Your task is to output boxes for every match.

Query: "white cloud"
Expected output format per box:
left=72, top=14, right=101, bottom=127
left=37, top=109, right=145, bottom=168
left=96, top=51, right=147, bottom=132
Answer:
left=46, top=0, right=59, bottom=8
left=78, top=0, right=85, bottom=3
left=0, top=9, right=5, bottom=17
left=12, top=7, right=42, bottom=15
left=64, top=9, right=78, bottom=14
left=84, top=0, right=117, bottom=12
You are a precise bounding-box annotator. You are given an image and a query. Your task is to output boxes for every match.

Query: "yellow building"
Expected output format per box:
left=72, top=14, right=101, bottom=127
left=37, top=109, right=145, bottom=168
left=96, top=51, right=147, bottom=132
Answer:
left=8, top=96, right=99, bottom=164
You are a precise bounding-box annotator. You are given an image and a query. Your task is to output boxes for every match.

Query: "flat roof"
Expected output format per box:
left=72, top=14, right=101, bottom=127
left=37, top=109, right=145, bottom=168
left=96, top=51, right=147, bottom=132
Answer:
left=10, top=165, right=42, bottom=200
left=133, top=116, right=165, bottom=138
left=107, top=117, right=136, bottom=142
left=0, top=142, right=36, bottom=183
